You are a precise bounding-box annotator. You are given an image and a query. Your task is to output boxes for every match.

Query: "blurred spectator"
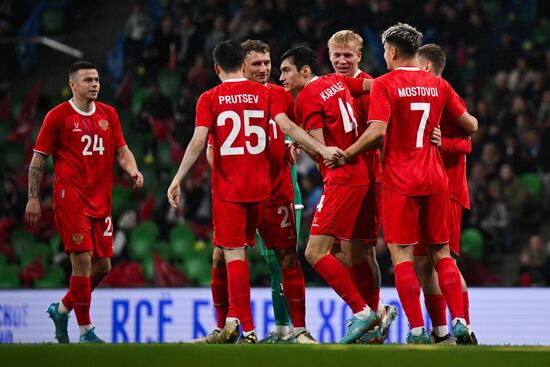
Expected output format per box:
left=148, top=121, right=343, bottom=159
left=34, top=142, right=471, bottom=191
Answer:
left=124, top=1, right=150, bottom=63
left=144, top=15, right=180, bottom=76
left=519, top=234, right=549, bottom=285
left=508, top=56, right=536, bottom=93
left=176, top=14, right=201, bottom=69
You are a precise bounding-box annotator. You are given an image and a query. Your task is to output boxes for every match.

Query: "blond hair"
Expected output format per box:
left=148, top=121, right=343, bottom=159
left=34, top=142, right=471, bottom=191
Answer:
left=327, top=30, right=364, bottom=52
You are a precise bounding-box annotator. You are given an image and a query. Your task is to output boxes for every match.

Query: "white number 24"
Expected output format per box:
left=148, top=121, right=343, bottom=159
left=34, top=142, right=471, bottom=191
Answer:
left=81, top=134, right=105, bottom=156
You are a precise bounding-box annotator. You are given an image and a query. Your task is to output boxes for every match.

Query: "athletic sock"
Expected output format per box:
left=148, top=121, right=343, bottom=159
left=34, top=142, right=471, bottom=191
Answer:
left=424, top=294, right=447, bottom=331
left=349, top=261, right=373, bottom=309
left=463, top=291, right=471, bottom=325
left=58, top=295, right=71, bottom=314
left=226, top=260, right=254, bottom=332
left=265, top=253, right=291, bottom=327
left=211, top=266, right=229, bottom=329
left=281, top=264, right=306, bottom=328
left=70, top=275, right=91, bottom=326
left=371, top=289, right=380, bottom=314
left=394, top=262, right=424, bottom=328
left=435, top=257, right=464, bottom=320
left=313, top=254, right=366, bottom=313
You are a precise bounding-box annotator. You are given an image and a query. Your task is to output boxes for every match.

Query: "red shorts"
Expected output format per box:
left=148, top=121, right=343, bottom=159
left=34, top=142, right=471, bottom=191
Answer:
left=54, top=206, right=113, bottom=257
left=414, top=199, right=462, bottom=256
left=212, top=194, right=264, bottom=249
left=382, top=186, right=450, bottom=246
left=363, top=182, right=381, bottom=244
left=257, top=198, right=297, bottom=250
left=310, top=183, right=372, bottom=240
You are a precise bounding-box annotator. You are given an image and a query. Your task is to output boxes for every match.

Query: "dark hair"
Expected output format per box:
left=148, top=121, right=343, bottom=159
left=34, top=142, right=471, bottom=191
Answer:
left=417, top=43, right=446, bottom=74
left=381, top=23, right=423, bottom=58
left=213, top=40, right=245, bottom=73
left=241, top=39, right=270, bottom=55
left=280, top=46, right=319, bottom=75
left=69, top=61, right=98, bottom=78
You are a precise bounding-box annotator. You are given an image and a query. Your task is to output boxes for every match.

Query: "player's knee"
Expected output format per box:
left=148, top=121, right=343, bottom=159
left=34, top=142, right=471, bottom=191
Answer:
left=212, top=247, right=225, bottom=268
left=304, top=245, right=320, bottom=265
left=276, top=249, right=297, bottom=269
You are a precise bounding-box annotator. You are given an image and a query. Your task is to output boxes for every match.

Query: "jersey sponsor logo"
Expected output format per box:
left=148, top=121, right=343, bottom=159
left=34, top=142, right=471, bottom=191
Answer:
left=397, top=87, right=439, bottom=98
left=72, top=122, right=82, bottom=132
left=98, top=119, right=109, bottom=131
left=72, top=233, right=84, bottom=246
left=320, top=82, right=345, bottom=101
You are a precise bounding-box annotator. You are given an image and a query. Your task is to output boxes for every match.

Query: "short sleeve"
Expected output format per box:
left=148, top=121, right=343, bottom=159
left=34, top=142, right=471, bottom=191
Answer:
left=296, top=93, right=323, bottom=131
left=342, top=75, right=366, bottom=97
left=112, top=108, right=127, bottom=150
left=195, top=92, right=214, bottom=129
left=367, top=78, right=391, bottom=124
left=443, top=80, right=467, bottom=121
left=268, top=86, right=287, bottom=119
left=34, top=110, right=59, bottom=156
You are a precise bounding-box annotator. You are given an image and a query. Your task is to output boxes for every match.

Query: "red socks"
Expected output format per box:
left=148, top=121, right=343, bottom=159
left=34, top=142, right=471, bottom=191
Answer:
left=211, top=266, right=229, bottom=329
left=394, top=262, right=424, bottom=328
left=424, top=294, right=447, bottom=327
left=226, top=260, right=254, bottom=332
left=463, top=291, right=470, bottom=325
left=70, top=275, right=91, bottom=325
left=371, top=289, right=380, bottom=313
left=281, top=264, right=306, bottom=328
left=349, top=261, right=373, bottom=310
left=435, top=257, right=464, bottom=319
left=313, top=254, right=365, bottom=313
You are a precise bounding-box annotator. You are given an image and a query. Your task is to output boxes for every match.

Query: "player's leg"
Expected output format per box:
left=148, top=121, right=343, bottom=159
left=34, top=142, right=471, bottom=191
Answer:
left=216, top=199, right=260, bottom=344
left=258, top=236, right=292, bottom=342
left=192, top=245, right=227, bottom=344
left=382, top=188, right=429, bottom=344
left=423, top=190, right=467, bottom=343
left=413, top=244, right=453, bottom=344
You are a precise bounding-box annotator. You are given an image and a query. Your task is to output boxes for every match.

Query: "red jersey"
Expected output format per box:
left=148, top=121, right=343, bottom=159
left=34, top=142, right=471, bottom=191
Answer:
left=295, top=73, right=370, bottom=186
left=368, top=67, right=466, bottom=196
left=266, top=83, right=294, bottom=203
left=354, top=70, right=382, bottom=183
left=34, top=100, right=127, bottom=217
left=440, top=97, right=471, bottom=209
left=196, top=78, right=286, bottom=203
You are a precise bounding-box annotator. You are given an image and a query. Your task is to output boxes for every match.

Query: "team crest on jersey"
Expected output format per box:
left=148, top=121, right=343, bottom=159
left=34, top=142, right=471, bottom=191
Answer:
left=72, top=233, right=84, bottom=246
left=98, top=119, right=109, bottom=131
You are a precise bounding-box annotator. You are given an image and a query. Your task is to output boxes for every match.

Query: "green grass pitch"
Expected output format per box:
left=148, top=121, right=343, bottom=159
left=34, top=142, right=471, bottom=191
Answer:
left=2, top=344, right=550, bottom=367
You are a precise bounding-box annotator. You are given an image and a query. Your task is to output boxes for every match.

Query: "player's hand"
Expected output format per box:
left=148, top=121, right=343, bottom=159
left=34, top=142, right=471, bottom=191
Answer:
left=286, top=142, right=301, bottom=165
left=430, top=127, right=442, bottom=148
left=25, top=198, right=41, bottom=228
left=322, top=147, right=348, bottom=168
left=167, top=181, right=181, bottom=208
left=131, top=171, right=144, bottom=189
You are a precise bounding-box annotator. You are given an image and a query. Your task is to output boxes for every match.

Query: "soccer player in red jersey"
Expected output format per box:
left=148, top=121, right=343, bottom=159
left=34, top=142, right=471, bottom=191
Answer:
left=197, top=40, right=315, bottom=344
left=279, top=46, right=380, bottom=344
left=345, top=23, right=478, bottom=344
left=167, top=40, right=344, bottom=344
left=327, top=30, right=397, bottom=341
left=414, top=43, right=477, bottom=344
left=25, top=61, right=144, bottom=343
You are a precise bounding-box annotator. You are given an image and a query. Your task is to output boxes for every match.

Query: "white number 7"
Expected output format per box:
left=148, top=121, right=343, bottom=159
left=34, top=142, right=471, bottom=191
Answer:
left=411, top=102, right=430, bottom=148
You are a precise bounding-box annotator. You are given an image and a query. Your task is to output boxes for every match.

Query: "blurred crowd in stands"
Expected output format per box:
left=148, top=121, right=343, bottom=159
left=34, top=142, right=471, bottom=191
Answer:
left=1, top=0, right=550, bottom=288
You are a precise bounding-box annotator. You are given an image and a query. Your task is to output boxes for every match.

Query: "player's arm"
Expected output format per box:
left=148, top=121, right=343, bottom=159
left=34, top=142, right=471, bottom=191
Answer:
left=430, top=127, right=472, bottom=154
left=25, top=152, right=47, bottom=227
left=206, top=145, right=213, bottom=168
left=273, top=112, right=347, bottom=166
left=345, top=120, right=387, bottom=159
left=343, top=76, right=373, bottom=96
left=167, top=126, right=209, bottom=208
left=454, top=111, right=478, bottom=135
left=116, top=146, right=144, bottom=189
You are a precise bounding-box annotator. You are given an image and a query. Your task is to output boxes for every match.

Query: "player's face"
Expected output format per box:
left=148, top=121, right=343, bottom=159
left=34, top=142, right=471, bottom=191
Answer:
left=329, top=45, right=361, bottom=76
left=279, top=59, right=305, bottom=93
left=244, top=51, right=271, bottom=84
left=71, top=69, right=100, bottom=101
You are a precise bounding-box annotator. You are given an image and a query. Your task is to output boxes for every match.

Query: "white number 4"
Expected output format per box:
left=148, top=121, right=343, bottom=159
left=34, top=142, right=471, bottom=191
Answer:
left=411, top=103, right=430, bottom=148
left=82, top=134, right=105, bottom=156
left=338, top=98, right=358, bottom=134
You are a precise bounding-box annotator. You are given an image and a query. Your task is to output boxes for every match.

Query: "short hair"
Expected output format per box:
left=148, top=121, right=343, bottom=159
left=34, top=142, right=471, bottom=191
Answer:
left=417, top=43, right=446, bottom=75
left=241, top=39, right=270, bottom=56
left=213, top=40, right=245, bottom=73
left=381, top=23, right=423, bottom=58
left=69, top=61, right=97, bottom=79
left=327, top=30, right=364, bottom=52
left=280, top=46, right=319, bottom=75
